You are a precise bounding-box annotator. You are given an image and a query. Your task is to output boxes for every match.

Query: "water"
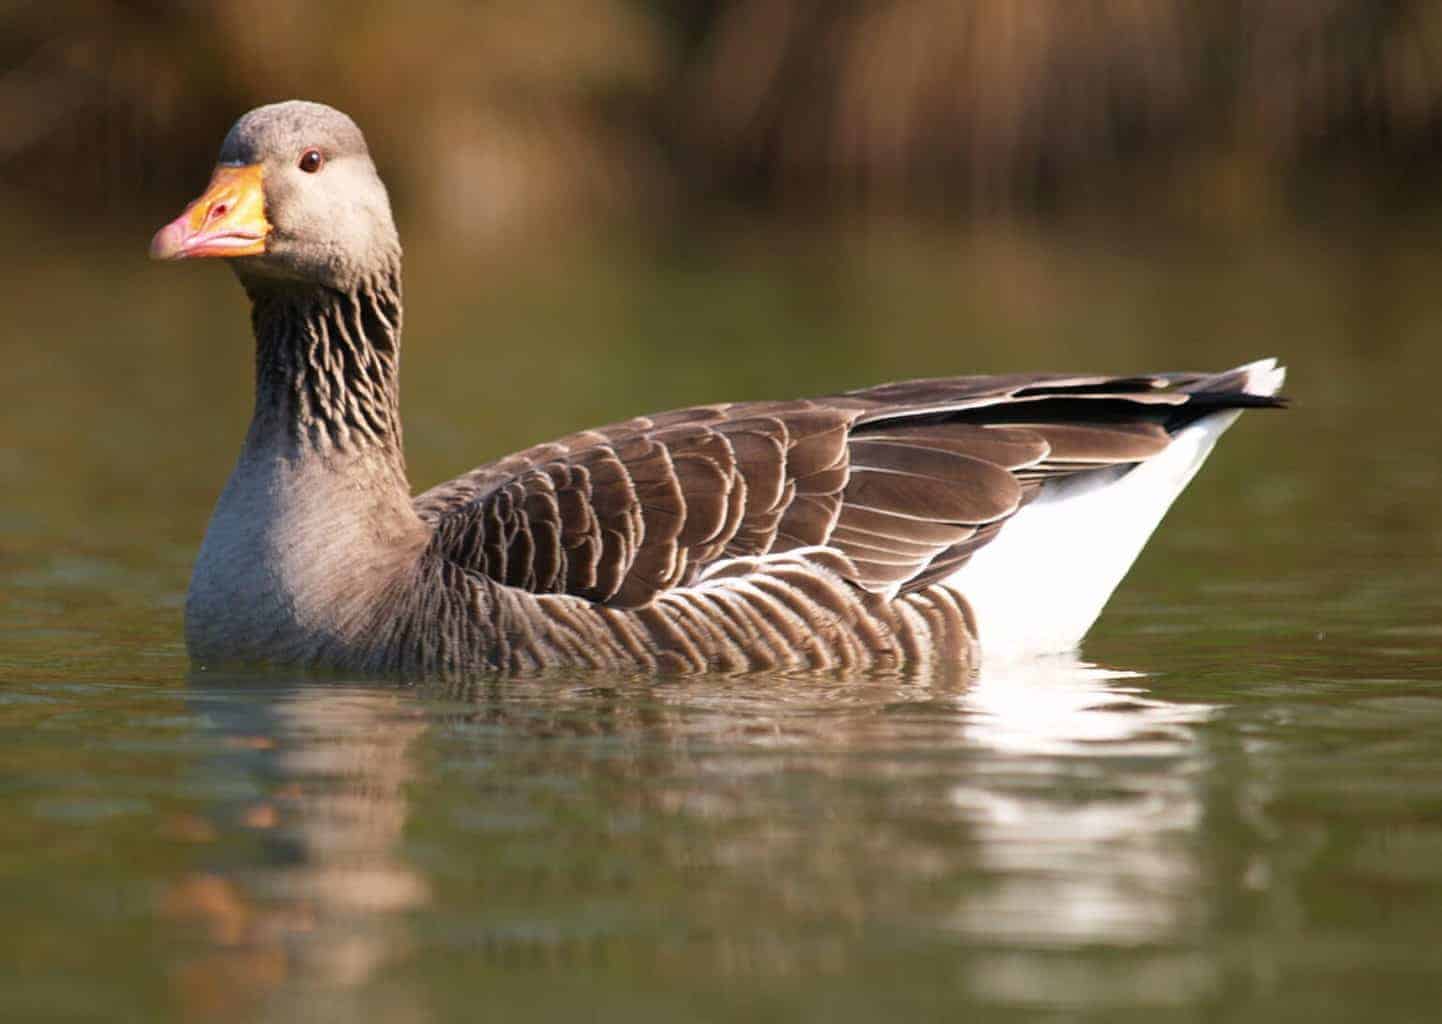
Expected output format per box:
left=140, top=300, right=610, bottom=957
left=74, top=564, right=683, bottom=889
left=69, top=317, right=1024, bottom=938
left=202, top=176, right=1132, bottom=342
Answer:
left=3, top=218, right=1441, bottom=1021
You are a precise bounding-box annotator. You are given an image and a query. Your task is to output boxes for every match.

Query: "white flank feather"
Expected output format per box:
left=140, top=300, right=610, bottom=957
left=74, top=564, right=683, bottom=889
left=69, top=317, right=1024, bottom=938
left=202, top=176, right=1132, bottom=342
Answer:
left=947, top=358, right=1285, bottom=661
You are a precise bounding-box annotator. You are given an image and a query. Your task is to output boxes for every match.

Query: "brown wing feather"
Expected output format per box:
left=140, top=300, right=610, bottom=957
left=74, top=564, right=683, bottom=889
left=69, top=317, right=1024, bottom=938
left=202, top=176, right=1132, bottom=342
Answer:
left=418, top=369, right=1281, bottom=607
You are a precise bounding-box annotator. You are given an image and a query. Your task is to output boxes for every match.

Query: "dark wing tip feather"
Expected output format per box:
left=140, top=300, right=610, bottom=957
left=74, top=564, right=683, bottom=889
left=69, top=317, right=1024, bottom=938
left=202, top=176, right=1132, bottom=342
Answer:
left=1165, top=390, right=1289, bottom=431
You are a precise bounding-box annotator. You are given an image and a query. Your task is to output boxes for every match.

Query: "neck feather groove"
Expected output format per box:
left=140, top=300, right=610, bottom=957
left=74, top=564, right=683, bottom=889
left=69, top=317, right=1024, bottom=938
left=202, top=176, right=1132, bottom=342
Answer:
left=248, top=257, right=406, bottom=458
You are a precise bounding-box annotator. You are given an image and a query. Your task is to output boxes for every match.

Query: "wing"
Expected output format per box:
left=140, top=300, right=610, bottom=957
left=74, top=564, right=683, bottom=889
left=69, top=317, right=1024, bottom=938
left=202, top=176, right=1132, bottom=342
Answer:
left=415, top=369, right=1280, bottom=606
left=416, top=400, right=853, bottom=607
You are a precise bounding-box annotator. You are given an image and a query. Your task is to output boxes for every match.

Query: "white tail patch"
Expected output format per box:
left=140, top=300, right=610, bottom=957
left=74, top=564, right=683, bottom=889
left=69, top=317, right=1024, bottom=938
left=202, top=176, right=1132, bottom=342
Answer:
left=947, top=359, right=1285, bottom=661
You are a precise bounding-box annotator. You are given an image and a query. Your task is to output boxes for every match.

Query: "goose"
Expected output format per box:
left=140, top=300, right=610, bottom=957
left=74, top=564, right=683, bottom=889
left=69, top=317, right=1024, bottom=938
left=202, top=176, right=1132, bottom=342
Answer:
left=150, top=101, right=1285, bottom=677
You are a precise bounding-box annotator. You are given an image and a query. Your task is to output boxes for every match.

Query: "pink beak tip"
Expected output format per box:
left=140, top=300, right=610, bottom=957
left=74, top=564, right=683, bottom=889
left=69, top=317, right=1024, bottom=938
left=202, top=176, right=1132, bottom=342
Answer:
left=149, top=218, right=187, bottom=261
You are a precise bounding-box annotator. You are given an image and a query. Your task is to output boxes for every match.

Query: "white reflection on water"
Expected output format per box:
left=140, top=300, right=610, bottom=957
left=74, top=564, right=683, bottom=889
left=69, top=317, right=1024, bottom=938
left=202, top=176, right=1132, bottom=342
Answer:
left=960, top=654, right=1215, bottom=757
left=947, top=655, right=1219, bottom=1006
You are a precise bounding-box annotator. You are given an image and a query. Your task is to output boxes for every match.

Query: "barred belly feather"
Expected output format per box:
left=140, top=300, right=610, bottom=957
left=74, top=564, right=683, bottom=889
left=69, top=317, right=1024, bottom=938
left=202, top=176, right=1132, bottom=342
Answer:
left=466, top=551, right=979, bottom=676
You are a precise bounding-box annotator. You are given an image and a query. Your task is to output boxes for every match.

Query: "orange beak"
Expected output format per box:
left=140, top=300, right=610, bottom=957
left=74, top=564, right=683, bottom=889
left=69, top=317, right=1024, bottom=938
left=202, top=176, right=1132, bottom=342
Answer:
left=149, top=164, right=271, bottom=261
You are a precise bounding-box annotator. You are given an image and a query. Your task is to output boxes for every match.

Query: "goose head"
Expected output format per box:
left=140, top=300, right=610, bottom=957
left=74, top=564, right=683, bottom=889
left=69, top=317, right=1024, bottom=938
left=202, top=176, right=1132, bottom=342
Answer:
left=150, top=100, right=399, bottom=293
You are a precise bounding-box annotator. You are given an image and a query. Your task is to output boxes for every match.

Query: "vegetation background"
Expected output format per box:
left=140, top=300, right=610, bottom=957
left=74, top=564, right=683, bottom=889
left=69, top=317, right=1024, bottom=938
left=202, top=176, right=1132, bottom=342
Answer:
left=6, top=0, right=1442, bottom=231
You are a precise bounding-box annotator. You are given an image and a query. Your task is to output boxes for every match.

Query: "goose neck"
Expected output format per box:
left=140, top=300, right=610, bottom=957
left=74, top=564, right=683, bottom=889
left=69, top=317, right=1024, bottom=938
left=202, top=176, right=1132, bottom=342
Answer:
left=245, top=257, right=407, bottom=466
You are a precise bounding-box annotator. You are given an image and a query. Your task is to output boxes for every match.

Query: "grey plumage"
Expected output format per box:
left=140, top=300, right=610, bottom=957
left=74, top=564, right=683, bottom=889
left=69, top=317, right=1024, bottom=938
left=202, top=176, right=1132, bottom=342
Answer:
left=163, top=101, right=1285, bottom=679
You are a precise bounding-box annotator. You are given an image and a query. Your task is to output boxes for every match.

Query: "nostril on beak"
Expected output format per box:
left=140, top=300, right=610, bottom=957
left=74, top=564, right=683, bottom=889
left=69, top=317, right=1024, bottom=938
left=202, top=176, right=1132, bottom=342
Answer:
left=208, top=201, right=230, bottom=222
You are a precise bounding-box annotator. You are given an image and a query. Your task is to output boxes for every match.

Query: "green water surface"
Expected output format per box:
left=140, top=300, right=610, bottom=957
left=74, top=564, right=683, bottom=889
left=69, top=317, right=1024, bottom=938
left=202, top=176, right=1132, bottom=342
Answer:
left=2, top=219, right=1440, bottom=1022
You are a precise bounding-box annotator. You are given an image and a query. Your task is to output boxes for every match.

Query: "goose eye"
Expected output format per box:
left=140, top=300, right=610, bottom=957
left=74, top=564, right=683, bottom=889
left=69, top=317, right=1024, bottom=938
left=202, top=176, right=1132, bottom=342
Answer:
left=298, top=149, right=324, bottom=173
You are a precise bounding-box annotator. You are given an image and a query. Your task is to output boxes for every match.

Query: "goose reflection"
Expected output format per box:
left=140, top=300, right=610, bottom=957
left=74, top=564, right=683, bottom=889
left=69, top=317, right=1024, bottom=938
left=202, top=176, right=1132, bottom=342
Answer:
left=434, top=656, right=1219, bottom=965
left=163, top=673, right=429, bottom=1022
left=960, top=654, right=1214, bottom=755
left=162, top=656, right=1219, bottom=1015
left=948, top=656, right=1219, bottom=1008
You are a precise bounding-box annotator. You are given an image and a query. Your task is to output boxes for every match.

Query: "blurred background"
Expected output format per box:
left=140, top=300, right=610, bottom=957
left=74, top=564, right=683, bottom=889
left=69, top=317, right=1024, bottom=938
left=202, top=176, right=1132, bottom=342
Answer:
left=7, top=0, right=1442, bottom=230
left=5, top=0, right=1441, bottom=531
left=5, top=5, right=1442, bottom=1021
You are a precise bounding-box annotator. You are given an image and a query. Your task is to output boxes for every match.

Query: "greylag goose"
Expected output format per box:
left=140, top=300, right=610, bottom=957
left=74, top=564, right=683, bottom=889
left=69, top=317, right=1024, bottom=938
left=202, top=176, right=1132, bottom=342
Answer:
left=151, top=101, right=1285, bottom=677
